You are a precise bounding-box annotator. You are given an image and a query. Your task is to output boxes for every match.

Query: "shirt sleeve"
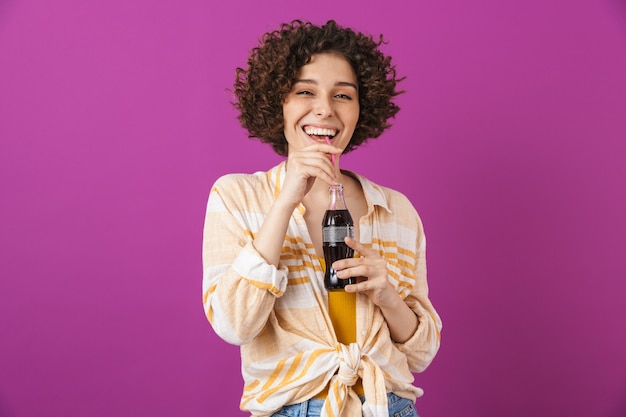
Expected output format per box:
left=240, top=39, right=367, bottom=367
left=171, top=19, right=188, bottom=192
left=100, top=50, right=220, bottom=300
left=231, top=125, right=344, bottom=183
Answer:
left=393, top=216, right=442, bottom=373
left=202, top=176, right=289, bottom=345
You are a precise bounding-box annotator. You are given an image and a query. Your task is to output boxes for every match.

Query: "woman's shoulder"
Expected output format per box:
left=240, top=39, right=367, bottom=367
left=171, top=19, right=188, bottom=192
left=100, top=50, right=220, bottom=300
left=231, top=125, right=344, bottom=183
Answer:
left=212, top=172, right=259, bottom=187
left=211, top=169, right=272, bottom=191
left=208, top=166, right=280, bottom=209
left=351, top=172, right=418, bottom=212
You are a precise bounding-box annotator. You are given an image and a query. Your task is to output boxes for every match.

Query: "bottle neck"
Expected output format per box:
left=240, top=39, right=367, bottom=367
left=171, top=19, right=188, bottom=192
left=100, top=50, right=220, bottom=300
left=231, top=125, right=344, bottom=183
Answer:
left=328, top=184, right=348, bottom=211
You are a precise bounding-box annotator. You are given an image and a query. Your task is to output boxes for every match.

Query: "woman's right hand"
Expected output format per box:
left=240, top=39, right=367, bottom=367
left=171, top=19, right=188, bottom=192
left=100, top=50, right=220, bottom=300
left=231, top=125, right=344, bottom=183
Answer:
left=251, top=143, right=341, bottom=266
left=278, top=143, right=342, bottom=207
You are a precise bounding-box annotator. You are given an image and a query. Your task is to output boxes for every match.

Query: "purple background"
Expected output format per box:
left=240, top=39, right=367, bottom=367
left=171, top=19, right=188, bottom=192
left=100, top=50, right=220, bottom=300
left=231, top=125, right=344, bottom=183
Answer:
left=1, top=0, right=625, bottom=416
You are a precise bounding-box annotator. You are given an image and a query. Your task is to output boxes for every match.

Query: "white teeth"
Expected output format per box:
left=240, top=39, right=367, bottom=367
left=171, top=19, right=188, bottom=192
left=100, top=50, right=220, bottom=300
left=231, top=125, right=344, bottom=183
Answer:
left=304, top=127, right=336, bottom=137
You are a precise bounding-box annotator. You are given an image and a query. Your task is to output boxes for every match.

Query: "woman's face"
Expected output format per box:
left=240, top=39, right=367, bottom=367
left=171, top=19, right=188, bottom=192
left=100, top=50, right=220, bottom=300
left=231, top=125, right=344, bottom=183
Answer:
left=282, top=52, right=360, bottom=155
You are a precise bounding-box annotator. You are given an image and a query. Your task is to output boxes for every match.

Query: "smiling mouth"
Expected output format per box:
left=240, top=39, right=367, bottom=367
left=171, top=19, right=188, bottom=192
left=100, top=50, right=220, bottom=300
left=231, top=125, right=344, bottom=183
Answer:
left=303, top=126, right=337, bottom=142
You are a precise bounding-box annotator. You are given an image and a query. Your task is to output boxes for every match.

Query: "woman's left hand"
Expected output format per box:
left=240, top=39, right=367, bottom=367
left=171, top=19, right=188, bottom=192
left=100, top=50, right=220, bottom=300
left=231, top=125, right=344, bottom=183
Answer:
left=333, top=237, right=420, bottom=343
left=332, top=237, right=399, bottom=309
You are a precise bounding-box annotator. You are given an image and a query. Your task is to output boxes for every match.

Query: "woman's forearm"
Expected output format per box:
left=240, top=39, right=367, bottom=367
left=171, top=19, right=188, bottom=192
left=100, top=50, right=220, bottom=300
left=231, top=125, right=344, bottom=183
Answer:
left=252, top=199, right=297, bottom=267
left=379, top=294, right=419, bottom=343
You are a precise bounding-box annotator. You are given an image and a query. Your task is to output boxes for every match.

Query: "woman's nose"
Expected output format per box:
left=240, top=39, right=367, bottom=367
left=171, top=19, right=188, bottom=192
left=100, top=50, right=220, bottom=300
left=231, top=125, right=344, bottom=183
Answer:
left=314, top=97, right=333, bottom=118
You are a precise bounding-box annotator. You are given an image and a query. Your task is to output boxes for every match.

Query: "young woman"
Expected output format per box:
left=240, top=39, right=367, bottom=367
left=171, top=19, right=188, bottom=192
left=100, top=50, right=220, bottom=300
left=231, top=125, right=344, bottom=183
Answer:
left=202, top=20, right=442, bottom=417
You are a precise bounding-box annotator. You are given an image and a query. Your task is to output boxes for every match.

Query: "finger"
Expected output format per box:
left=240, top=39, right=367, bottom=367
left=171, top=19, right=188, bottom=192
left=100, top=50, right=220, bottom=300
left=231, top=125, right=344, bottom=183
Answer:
left=332, top=254, right=367, bottom=272
left=314, top=169, right=338, bottom=186
left=344, top=280, right=371, bottom=293
left=288, top=154, right=337, bottom=183
left=291, top=150, right=337, bottom=171
left=302, top=142, right=343, bottom=155
left=304, top=144, right=342, bottom=173
left=336, top=263, right=370, bottom=281
left=344, top=237, right=380, bottom=258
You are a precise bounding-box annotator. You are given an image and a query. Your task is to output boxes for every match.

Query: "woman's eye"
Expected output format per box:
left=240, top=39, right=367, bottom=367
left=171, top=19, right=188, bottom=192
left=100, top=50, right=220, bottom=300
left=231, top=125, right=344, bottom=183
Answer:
left=296, top=90, right=314, bottom=96
left=335, top=93, right=352, bottom=100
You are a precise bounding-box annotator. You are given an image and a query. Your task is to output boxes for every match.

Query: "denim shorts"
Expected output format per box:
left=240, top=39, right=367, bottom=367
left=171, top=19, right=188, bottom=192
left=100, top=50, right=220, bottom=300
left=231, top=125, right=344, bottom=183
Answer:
left=271, top=392, right=418, bottom=417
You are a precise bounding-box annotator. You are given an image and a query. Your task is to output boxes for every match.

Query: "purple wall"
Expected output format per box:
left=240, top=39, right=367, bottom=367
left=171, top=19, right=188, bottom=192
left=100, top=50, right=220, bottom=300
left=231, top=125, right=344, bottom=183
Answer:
left=1, top=0, right=625, bottom=416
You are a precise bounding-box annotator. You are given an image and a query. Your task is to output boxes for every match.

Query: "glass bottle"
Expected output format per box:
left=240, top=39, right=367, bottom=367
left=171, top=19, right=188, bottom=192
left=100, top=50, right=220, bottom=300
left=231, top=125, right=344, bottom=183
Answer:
left=322, top=184, right=356, bottom=290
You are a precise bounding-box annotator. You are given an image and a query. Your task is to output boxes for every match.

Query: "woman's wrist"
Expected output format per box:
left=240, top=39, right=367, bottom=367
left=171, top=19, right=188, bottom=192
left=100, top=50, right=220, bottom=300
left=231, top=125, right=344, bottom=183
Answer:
left=380, top=291, right=419, bottom=343
left=273, top=194, right=300, bottom=212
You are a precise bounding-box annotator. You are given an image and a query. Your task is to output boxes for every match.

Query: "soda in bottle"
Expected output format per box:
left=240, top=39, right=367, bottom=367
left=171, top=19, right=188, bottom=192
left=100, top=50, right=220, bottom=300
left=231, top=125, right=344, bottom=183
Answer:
left=322, top=184, right=356, bottom=290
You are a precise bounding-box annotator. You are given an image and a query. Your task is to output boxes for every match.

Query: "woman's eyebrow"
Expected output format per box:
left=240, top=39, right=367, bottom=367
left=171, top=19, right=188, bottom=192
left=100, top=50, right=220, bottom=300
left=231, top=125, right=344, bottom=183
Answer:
left=336, top=81, right=358, bottom=90
left=294, top=79, right=357, bottom=90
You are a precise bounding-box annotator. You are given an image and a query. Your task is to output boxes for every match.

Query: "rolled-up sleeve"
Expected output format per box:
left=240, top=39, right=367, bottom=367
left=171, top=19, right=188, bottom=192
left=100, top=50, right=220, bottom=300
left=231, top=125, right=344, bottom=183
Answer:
left=202, top=176, right=288, bottom=345
left=394, top=222, right=442, bottom=372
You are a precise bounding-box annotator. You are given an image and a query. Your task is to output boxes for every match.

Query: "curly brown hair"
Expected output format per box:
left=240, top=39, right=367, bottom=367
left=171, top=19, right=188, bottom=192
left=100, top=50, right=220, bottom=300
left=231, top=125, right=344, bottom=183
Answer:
left=233, top=20, right=404, bottom=156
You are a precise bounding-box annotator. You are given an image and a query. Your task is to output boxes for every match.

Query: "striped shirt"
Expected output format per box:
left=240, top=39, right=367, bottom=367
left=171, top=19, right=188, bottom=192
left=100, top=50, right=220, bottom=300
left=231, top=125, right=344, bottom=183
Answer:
left=202, top=162, right=442, bottom=417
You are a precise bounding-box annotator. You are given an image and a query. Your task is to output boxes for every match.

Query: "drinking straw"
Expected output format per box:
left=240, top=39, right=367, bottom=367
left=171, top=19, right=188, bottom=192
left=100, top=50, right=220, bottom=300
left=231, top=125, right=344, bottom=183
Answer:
left=325, top=136, right=335, bottom=166
left=325, top=136, right=338, bottom=209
